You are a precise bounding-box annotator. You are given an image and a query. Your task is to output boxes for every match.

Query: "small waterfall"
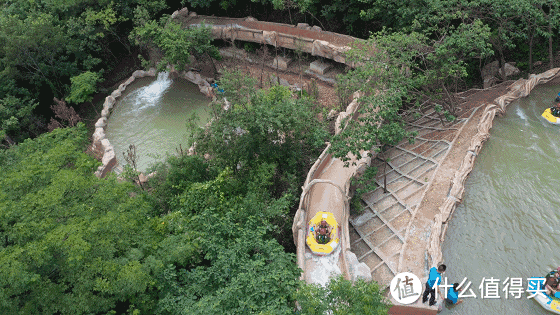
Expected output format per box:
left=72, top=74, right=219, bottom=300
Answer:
left=131, top=72, right=173, bottom=111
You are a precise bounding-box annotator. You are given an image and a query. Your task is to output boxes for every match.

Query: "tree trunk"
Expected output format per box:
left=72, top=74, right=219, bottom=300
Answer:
left=383, top=158, right=388, bottom=194
left=4, top=134, right=15, bottom=146
left=499, top=53, right=507, bottom=81
left=206, top=52, right=218, bottom=77
left=550, top=23, right=554, bottom=69
left=435, top=108, right=447, bottom=127
left=381, top=150, right=389, bottom=194
left=493, top=31, right=508, bottom=81
left=275, top=45, right=280, bottom=85
left=528, top=25, right=534, bottom=74
left=260, top=44, right=267, bottom=87
left=441, top=82, right=456, bottom=115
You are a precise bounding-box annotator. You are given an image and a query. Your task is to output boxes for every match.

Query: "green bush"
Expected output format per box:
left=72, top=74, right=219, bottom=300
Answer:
left=295, top=274, right=392, bottom=315
left=243, top=42, right=258, bottom=53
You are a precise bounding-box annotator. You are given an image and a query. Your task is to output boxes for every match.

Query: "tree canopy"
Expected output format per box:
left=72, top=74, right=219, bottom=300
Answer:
left=130, top=18, right=220, bottom=71
left=0, top=122, right=302, bottom=315
left=0, top=0, right=168, bottom=143
left=192, top=71, right=329, bottom=195
left=295, top=275, right=391, bottom=315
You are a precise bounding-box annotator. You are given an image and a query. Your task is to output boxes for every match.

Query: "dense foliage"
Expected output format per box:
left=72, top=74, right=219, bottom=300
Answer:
left=130, top=17, right=220, bottom=72
left=0, top=124, right=165, bottom=314
left=3, top=0, right=560, bottom=145
left=0, top=0, right=168, bottom=143
left=329, top=20, right=493, bottom=163
left=0, top=123, right=300, bottom=314
left=192, top=72, right=329, bottom=198
left=295, top=275, right=390, bottom=315
left=183, top=0, right=560, bottom=80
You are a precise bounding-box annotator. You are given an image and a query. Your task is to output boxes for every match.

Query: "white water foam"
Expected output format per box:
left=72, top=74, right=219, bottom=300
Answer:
left=516, top=106, right=528, bottom=125
left=130, top=72, right=172, bottom=112
left=309, top=245, right=342, bottom=287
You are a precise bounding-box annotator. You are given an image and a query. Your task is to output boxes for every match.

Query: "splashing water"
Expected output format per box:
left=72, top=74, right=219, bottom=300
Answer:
left=516, top=106, right=528, bottom=125
left=129, top=72, right=173, bottom=112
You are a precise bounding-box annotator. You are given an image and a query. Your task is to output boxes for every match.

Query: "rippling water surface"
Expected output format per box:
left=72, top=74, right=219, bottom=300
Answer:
left=441, top=84, right=560, bottom=314
left=105, top=72, right=210, bottom=172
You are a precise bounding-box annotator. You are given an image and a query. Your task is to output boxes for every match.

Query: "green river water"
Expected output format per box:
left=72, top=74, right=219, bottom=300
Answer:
left=105, top=72, right=210, bottom=172
left=440, top=84, right=560, bottom=314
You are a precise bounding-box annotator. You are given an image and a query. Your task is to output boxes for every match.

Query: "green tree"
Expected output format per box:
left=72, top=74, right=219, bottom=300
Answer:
left=295, top=275, right=391, bottom=315
left=66, top=71, right=103, bottom=104
left=330, top=22, right=492, bottom=166
left=0, top=94, right=40, bottom=142
left=156, top=211, right=301, bottom=315
left=216, top=68, right=259, bottom=108
left=0, top=0, right=169, bottom=144
left=0, top=124, right=201, bottom=314
left=131, top=19, right=220, bottom=72
left=0, top=11, right=78, bottom=97
left=154, top=163, right=302, bottom=315
left=468, top=0, right=525, bottom=80
left=193, top=75, right=328, bottom=194
left=536, top=0, right=560, bottom=70
left=145, top=154, right=218, bottom=213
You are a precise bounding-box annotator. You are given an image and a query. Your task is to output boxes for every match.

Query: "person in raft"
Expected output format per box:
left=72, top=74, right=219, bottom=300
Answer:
left=552, top=103, right=560, bottom=117
left=445, top=283, right=463, bottom=306
left=316, top=220, right=331, bottom=244
left=545, top=275, right=559, bottom=297
left=547, top=267, right=560, bottom=281
left=422, top=264, right=446, bottom=306
left=555, top=92, right=560, bottom=102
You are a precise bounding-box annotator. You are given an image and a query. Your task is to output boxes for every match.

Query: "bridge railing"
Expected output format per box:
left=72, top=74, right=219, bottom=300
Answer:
left=181, top=14, right=364, bottom=66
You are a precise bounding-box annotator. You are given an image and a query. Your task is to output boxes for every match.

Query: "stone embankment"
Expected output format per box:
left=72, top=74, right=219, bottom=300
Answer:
left=91, top=68, right=214, bottom=178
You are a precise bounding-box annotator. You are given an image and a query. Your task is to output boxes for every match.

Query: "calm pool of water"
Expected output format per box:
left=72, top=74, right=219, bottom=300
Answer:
left=105, top=72, right=210, bottom=172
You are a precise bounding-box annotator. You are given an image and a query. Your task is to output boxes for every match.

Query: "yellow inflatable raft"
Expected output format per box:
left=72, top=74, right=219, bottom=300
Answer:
left=306, top=211, right=340, bottom=255
left=529, top=274, right=560, bottom=314
left=542, top=108, right=560, bottom=124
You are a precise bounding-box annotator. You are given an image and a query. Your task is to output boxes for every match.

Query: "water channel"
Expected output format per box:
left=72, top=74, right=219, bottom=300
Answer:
left=105, top=72, right=211, bottom=172
left=441, top=84, right=560, bottom=314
